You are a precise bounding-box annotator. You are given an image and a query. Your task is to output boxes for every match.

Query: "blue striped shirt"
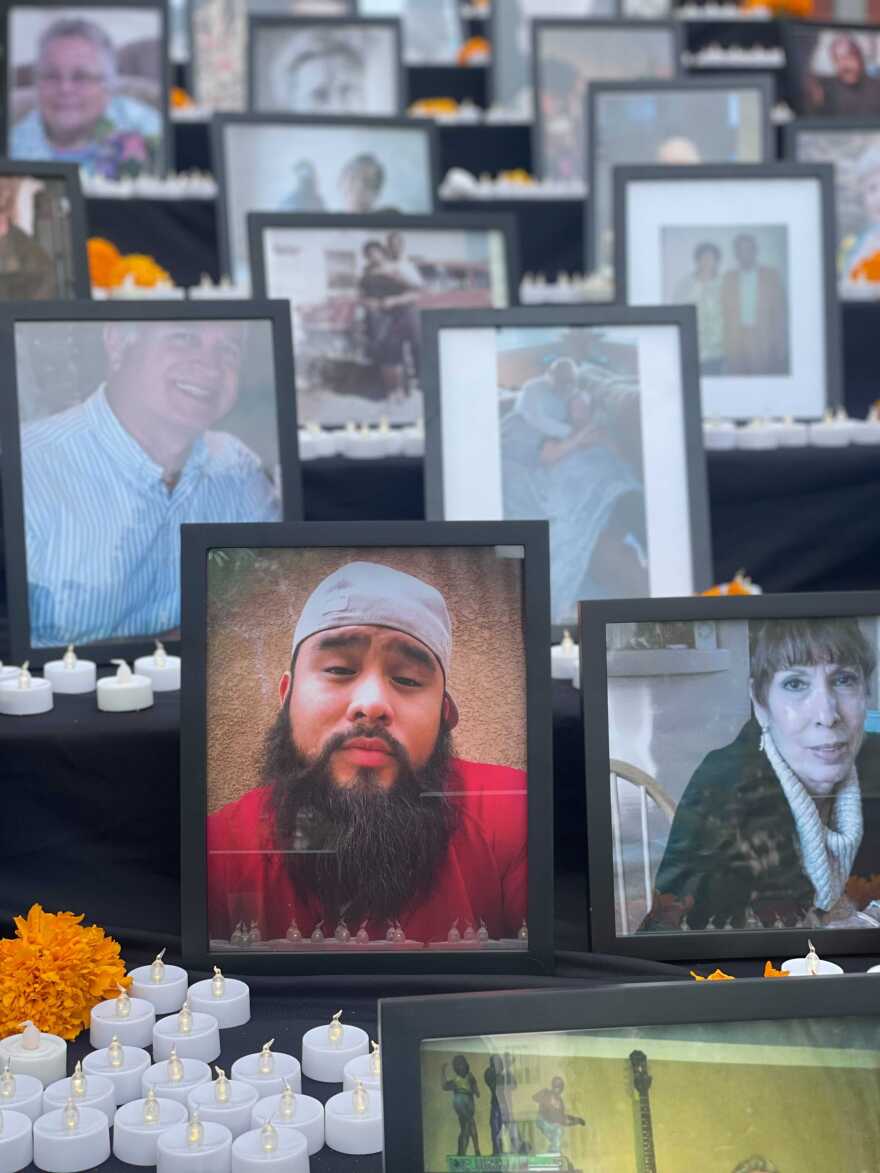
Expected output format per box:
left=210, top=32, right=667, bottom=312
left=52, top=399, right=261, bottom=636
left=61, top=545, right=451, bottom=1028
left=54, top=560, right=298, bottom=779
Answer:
left=22, top=387, right=281, bottom=646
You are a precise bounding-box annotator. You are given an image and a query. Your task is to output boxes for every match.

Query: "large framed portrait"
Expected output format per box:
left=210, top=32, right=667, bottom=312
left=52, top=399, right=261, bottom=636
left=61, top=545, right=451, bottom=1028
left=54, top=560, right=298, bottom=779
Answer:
left=0, top=161, right=90, bottom=299
left=3, top=0, right=170, bottom=179
left=213, top=113, right=438, bottom=289
left=580, top=591, right=880, bottom=961
left=586, top=76, right=774, bottom=273
left=0, top=301, right=302, bottom=666
left=784, top=117, right=880, bottom=299
left=379, top=976, right=880, bottom=1171
left=489, top=0, right=619, bottom=113
left=248, top=15, right=404, bottom=116
left=782, top=21, right=880, bottom=117
left=249, top=211, right=518, bottom=429
left=179, top=519, right=554, bottom=974
left=614, top=162, right=842, bottom=421
left=531, top=18, right=681, bottom=183
left=355, top=0, right=463, bottom=65
left=421, top=306, right=712, bottom=635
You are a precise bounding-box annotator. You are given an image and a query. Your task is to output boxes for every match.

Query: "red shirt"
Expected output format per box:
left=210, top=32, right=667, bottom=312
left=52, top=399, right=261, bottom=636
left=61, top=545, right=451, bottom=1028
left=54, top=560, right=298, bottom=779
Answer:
left=207, top=757, right=527, bottom=945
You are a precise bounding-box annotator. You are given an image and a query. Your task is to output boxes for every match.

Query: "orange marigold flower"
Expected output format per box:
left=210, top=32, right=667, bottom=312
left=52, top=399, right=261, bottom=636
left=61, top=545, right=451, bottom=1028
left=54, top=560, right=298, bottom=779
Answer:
left=763, top=961, right=790, bottom=978
left=0, top=904, right=129, bottom=1041
left=457, top=36, right=489, bottom=65
left=119, top=254, right=172, bottom=288
left=170, top=86, right=194, bottom=108
left=690, top=968, right=735, bottom=981
left=87, top=237, right=126, bottom=289
left=851, top=251, right=880, bottom=283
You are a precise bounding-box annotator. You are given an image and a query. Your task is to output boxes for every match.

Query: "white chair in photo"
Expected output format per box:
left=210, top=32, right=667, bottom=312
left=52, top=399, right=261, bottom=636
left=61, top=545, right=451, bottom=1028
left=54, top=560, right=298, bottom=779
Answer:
left=609, top=759, right=676, bottom=936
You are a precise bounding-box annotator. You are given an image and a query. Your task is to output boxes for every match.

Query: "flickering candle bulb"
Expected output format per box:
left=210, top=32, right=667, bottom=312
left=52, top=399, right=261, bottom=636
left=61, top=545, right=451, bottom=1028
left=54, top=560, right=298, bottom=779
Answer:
left=33, top=1103, right=111, bottom=1172
left=96, top=658, right=154, bottom=712
left=63, top=1099, right=79, bottom=1131
left=782, top=940, right=844, bottom=976
left=188, top=970, right=250, bottom=1028
left=251, top=1093, right=324, bottom=1156
left=186, top=1070, right=259, bottom=1138
left=211, top=968, right=225, bottom=999
left=550, top=630, right=579, bottom=682
left=325, top=1080, right=383, bottom=1155
left=108, top=1036, right=125, bottom=1069
left=214, top=1069, right=230, bottom=1104
left=168, top=1049, right=184, bottom=1083
left=135, top=640, right=181, bottom=692
left=0, top=1106, right=33, bottom=1173
left=179, top=998, right=194, bottom=1035
left=301, top=1013, right=368, bottom=1083
left=0, top=662, right=53, bottom=715
left=258, top=1042, right=274, bottom=1075
left=278, top=1082, right=295, bottom=1121
left=43, top=644, right=97, bottom=694
left=370, top=1041, right=381, bottom=1077
left=153, top=950, right=167, bottom=984
left=45, top=1065, right=116, bottom=1124
left=117, top=986, right=132, bottom=1019
left=261, top=1120, right=278, bottom=1153
left=328, top=1013, right=343, bottom=1047
left=0, top=1062, right=41, bottom=1123
left=144, top=1089, right=161, bottom=1124
left=187, top=1110, right=203, bottom=1146
left=84, top=1041, right=152, bottom=1106
left=70, top=1062, right=86, bottom=1097
left=112, top=1091, right=188, bottom=1166
left=0, top=1064, right=13, bottom=1099
left=130, top=950, right=188, bottom=1013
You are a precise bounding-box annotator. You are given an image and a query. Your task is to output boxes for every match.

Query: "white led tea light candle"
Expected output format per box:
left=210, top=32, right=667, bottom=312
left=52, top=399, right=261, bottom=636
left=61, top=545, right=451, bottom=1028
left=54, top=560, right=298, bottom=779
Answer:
left=90, top=984, right=156, bottom=1048
left=113, top=1089, right=189, bottom=1166
left=230, top=1041, right=300, bottom=1099
left=231, top=1120, right=309, bottom=1173
left=155, top=1109, right=233, bottom=1173
left=43, top=1060, right=116, bottom=1126
left=33, top=1099, right=110, bottom=1173
left=0, top=1107, right=33, bottom=1173
left=153, top=996, right=220, bottom=1063
left=0, top=663, right=53, bottom=716
left=42, top=646, right=96, bottom=695
left=550, top=631, right=578, bottom=682
left=782, top=939, right=844, bottom=976
left=142, top=1048, right=212, bottom=1107
left=83, top=1037, right=151, bottom=1105
left=325, top=1079, right=383, bottom=1155
left=130, top=949, right=188, bottom=1013
left=343, top=1040, right=382, bottom=1091
left=187, top=968, right=250, bottom=1028
left=185, top=1068, right=258, bottom=1139
left=134, top=641, right=181, bottom=692
left=250, top=1082, right=324, bottom=1156
left=0, top=1060, right=43, bottom=1122
left=0, top=1023, right=66, bottom=1088
left=96, top=659, right=153, bottom=712
left=301, top=1011, right=368, bottom=1083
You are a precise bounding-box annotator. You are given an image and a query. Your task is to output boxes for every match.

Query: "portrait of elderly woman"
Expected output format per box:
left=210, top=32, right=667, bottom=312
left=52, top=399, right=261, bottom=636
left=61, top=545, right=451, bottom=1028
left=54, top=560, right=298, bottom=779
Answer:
left=638, top=617, right=880, bottom=934
left=8, top=8, right=164, bottom=178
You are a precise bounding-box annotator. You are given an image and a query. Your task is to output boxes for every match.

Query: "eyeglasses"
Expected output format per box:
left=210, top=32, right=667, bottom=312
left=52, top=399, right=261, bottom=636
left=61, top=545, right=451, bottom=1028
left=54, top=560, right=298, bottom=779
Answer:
left=36, top=70, right=108, bottom=88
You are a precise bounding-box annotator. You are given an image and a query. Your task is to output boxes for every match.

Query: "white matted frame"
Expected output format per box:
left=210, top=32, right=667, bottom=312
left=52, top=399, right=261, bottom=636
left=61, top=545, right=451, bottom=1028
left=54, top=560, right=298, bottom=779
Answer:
left=421, top=305, right=712, bottom=636
left=614, top=162, right=843, bottom=421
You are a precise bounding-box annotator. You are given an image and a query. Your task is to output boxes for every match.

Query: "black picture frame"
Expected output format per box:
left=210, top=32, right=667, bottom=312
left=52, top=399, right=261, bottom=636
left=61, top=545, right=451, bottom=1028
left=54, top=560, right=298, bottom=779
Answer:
left=530, top=17, right=683, bottom=183
left=419, top=304, right=713, bottom=641
left=579, top=589, right=880, bottom=962
left=488, top=0, right=621, bottom=112
left=0, top=0, right=173, bottom=176
left=179, top=518, right=555, bottom=975
left=355, top=0, right=464, bottom=67
left=612, top=161, right=844, bottom=420
left=780, top=19, right=880, bottom=118
left=0, top=298, right=303, bottom=668
left=0, top=159, right=91, bottom=299
left=211, top=111, right=440, bottom=286
left=246, top=14, right=406, bottom=116
left=584, top=74, right=776, bottom=274
left=378, top=973, right=880, bottom=1170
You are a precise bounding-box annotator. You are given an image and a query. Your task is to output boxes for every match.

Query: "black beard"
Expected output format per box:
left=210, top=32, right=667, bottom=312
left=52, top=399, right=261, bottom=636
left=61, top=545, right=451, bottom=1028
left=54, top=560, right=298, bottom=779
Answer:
left=264, top=702, right=458, bottom=926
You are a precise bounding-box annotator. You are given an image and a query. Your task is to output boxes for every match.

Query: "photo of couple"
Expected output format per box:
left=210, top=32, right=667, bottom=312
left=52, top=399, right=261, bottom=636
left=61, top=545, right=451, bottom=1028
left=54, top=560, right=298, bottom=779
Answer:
left=662, top=226, right=790, bottom=377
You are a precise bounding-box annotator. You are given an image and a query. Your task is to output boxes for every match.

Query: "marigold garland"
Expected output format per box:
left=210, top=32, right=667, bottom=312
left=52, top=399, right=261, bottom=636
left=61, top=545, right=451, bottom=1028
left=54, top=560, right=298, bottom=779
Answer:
left=0, top=904, right=129, bottom=1041
left=690, top=968, right=735, bottom=981
left=850, top=251, right=880, bottom=284
left=87, top=237, right=171, bottom=290
left=763, top=961, right=789, bottom=978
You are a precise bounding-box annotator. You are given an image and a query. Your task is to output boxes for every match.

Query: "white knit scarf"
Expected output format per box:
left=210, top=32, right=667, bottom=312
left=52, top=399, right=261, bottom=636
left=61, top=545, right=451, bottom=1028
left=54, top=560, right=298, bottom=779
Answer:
left=762, top=726, right=863, bottom=912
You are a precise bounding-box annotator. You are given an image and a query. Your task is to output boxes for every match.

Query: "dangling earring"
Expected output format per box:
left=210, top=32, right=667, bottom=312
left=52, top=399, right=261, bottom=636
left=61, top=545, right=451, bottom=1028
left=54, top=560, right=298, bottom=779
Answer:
left=759, top=724, right=769, bottom=753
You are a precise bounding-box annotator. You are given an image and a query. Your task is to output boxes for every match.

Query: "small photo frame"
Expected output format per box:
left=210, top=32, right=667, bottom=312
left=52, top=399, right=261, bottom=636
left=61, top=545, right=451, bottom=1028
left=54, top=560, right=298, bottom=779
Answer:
left=580, top=590, right=880, bottom=962
left=489, top=0, right=620, bottom=113
left=180, top=519, right=554, bottom=974
left=614, top=162, right=842, bottom=421
left=782, top=21, right=880, bottom=117
left=0, top=300, right=302, bottom=665
left=249, top=211, right=519, bottom=428
left=3, top=0, right=170, bottom=178
left=213, top=113, right=439, bottom=289
left=784, top=116, right=880, bottom=299
left=247, top=15, right=404, bottom=117
left=532, top=18, right=681, bottom=183
left=586, top=76, right=774, bottom=273
left=0, top=160, right=90, bottom=299
left=421, top=305, right=712, bottom=635
left=379, top=976, right=880, bottom=1171
left=355, top=0, right=463, bottom=66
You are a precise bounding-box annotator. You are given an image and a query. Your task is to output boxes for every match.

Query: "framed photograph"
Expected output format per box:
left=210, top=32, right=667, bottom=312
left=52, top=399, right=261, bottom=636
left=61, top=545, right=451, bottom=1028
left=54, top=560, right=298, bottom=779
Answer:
left=614, top=162, right=842, bottom=421
left=0, top=161, right=90, bottom=299
left=248, top=15, right=404, bottom=116
left=249, top=211, right=518, bottom=429
left=3, top=0, right=170, bottom=178
left=355, top=0, right=463, bottom=65
left=782, top=21, right=880, bottom=117
left=0, top=301, right=302, bottom=666
left=489, top=0, right=620, bottom=114
left=586, top=76, right=774, bottom=273
left=421, top=306, right=712, bottom=635
left=784, top=116, right=880, bottom=298
left=213, top=113, right=439, bottom=289
left=580, top=591, right=880, bottom=961
left=379, top=975, right=880, bottom=1171
left=810, top=0, right=880, bottom=19
left=180, top=519, right=554, bottom=974
left=532, top=18, right=681, bottom=183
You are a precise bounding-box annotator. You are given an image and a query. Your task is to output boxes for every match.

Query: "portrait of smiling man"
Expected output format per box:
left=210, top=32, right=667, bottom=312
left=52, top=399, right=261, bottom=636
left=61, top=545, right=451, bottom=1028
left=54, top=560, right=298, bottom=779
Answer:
left=19, top=318, right=282, bottom=647
left=207, top=558, right=528, bottom=947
